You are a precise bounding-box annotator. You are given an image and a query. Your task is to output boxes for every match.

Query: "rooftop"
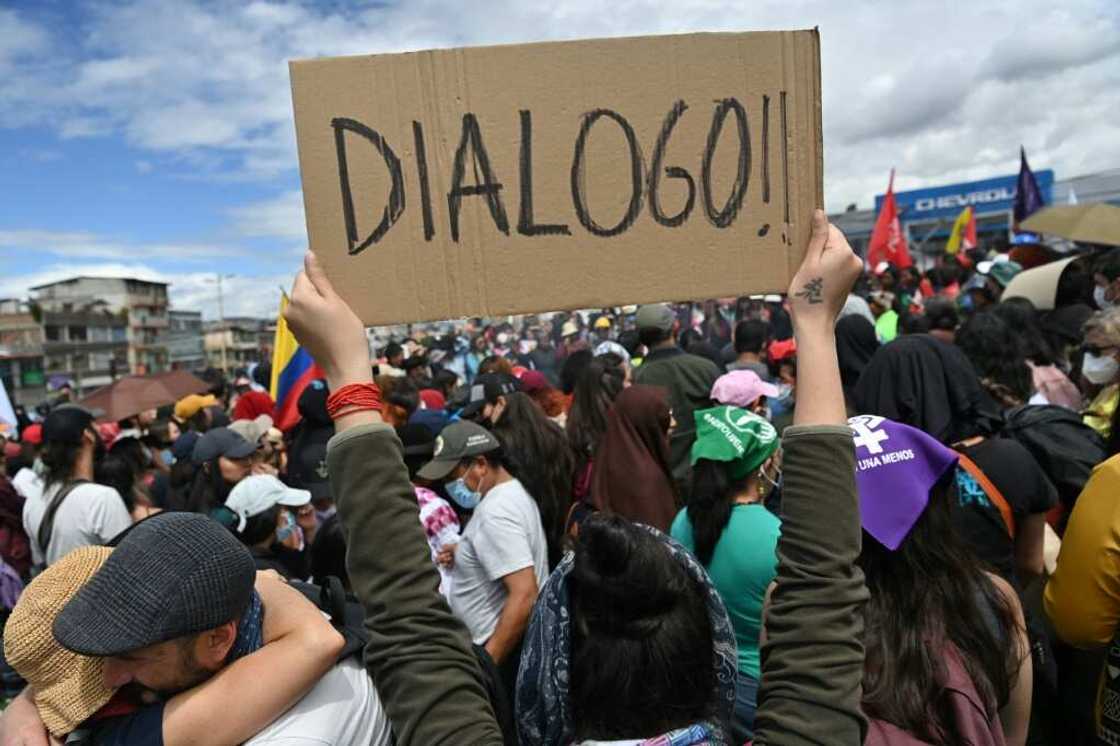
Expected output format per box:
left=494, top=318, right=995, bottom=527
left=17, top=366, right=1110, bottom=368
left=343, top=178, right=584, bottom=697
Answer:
left=31, top=276, right=169, bottom=291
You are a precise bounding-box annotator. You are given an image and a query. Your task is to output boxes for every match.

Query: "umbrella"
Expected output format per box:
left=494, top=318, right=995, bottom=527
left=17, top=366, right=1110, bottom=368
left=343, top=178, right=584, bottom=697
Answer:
left=1021, top=203, right=1120, bottom=247
left=1001, top=256, right=1082, bottom=311
left=78, top=370, right=211, bottom=423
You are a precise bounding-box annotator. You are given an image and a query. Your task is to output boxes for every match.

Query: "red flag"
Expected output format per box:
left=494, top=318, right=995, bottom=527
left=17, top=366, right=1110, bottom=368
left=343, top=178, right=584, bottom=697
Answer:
left=868, top=170, right=913, bottom=269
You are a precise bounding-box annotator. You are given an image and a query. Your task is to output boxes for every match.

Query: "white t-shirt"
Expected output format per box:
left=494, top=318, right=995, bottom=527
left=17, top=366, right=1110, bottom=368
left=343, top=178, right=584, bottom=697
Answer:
left=11, top=466, right=44, bottom=502
left=247, top=658, right=392, bottom=745
left=449, top=478, right=549, bottom=645
left=22, top=481, right=132, bottom=567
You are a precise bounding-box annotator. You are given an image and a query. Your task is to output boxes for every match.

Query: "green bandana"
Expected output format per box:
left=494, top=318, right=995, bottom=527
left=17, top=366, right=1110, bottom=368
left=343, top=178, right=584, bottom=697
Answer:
left=691, top=406, right=779, bottom=480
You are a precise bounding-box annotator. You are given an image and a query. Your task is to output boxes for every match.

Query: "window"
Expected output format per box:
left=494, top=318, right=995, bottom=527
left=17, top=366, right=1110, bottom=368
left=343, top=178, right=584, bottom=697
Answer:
left=69, top=326, right=87, bottom=342
left=89, top=352, right=112, bottom=371
left=111, top=327, right=127, bottom=342
left=89, top=326, right=110, bottom=342
left=45, top=325, right=61, bottom=342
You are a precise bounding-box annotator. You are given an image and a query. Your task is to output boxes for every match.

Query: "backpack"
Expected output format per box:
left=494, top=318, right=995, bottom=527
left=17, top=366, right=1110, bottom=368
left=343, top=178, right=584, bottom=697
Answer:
left=999, top=404, right=1106, bottom=511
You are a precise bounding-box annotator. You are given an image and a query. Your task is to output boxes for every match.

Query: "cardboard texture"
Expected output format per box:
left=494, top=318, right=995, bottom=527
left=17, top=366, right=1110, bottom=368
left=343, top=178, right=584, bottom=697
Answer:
left=290, top=31, right=823, bottom=326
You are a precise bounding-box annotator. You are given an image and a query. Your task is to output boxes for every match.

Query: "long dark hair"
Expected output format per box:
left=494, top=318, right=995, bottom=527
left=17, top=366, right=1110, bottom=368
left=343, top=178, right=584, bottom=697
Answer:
left=989, top=298, right=1056, bottom=366
left=570, top=514, right=715, bottom=740
left=489, top=392, right=574, bottom=570
left=41, top=440, right=83, bottom=492
left=184, top=459, right=232, bottom=514
left=687, top=459, right=750, bottom=566
left=566, top=354, right=626, bottom=460
left=955, top=312, right=1033, bottom=407
left=859, top=472, right=1023, bottom=744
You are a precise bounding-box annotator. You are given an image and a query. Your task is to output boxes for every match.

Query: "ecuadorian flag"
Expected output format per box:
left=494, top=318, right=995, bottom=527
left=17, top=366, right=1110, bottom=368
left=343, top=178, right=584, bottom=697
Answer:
left=271, top=293, right=324, bottom=431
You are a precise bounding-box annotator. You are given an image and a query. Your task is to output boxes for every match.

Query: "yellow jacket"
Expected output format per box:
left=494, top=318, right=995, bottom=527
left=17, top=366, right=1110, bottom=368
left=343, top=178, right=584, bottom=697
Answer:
left=1084, top=383, right=1119, bottom=441
left=1045, top=453, right=1120, bottom=646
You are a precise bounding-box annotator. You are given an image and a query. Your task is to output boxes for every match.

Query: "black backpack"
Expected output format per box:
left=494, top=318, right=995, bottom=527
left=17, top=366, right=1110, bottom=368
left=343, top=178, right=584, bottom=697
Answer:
left=999, top=404, right=1106, bottom=512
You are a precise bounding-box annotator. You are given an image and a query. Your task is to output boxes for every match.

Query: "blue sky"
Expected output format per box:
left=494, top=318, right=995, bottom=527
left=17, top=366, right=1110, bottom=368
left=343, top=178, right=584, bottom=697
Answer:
left=1, top=0, right=1117, bottom=318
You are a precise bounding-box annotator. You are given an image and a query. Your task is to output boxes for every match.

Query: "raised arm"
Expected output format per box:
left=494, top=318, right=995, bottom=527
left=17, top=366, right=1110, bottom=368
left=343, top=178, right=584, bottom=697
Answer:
left=285, top=253, right=503, bottom=745
left=753, top=211, right=869, bottom=746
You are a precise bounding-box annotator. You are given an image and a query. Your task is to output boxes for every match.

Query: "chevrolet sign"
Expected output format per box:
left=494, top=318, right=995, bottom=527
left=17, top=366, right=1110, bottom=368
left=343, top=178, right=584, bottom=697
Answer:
left=875, top=170, right=1054, bottom=223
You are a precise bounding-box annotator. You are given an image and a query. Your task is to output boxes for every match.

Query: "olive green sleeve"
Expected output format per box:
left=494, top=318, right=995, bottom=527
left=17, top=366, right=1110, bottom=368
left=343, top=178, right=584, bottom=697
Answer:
left=753, top=425, right=868, bottom=746
left=328, top=423, right=503, bottom=745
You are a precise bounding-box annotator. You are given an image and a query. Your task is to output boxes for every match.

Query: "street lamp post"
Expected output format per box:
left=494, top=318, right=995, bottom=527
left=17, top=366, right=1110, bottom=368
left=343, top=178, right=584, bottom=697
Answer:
left=208, top=274, right=235, bottom=374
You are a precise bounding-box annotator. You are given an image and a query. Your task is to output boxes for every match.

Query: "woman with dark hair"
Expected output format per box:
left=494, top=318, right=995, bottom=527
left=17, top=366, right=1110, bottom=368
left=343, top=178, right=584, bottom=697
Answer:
left=558, top=348, right=593, bottom=397
left=589, top=384, right=676, bottom=532
left=845, top=416, right=1031, bottom=744
left=991, top=299, right=1081, bottom=410
left=566, top=354, right=626, bottom=502
left=956, top=312, right=1035, bottom=408
left=179, top=427, right=256, bottom=515
left=835, top=314, right=879, bottom=407
left=854, top=335, right=1057, bottom=586
left=488, top=392, right=575, bottom=570
left=672, top=406, right=782, bottom=741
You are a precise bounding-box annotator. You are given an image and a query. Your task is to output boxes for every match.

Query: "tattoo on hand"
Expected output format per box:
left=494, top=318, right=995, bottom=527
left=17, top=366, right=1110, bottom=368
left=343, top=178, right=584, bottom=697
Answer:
left=796, top=277, right=824, bottom=304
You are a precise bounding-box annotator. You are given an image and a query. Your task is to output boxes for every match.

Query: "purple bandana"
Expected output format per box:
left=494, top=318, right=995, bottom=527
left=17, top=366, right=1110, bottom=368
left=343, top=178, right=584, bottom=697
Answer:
left=848, top=415, right=959, bottom=550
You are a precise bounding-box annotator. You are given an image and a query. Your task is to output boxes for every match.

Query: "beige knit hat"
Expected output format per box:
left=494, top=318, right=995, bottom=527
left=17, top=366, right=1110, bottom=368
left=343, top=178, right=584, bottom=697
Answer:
left=4, top=546, right=116, bottom=737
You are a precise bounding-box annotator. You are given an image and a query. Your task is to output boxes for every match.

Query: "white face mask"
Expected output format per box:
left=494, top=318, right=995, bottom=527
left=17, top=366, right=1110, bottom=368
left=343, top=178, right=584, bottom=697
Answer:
left=1095, top=285, right=1114, bottom=310
left=1083, top=351, right=1119, bottom=385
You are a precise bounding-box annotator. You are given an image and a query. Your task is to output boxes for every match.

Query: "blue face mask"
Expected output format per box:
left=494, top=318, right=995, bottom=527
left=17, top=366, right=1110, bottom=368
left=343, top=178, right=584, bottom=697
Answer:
left=275, top=510, right=297, bottom=543
left=446, top=475, right=482, bottom=510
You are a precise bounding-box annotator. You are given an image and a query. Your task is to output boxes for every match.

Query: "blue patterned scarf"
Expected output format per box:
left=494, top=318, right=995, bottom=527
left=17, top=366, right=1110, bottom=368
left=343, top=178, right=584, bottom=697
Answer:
left=516, top=525, right=738, bottom=746
left=227, top=590, right=264, bottom=662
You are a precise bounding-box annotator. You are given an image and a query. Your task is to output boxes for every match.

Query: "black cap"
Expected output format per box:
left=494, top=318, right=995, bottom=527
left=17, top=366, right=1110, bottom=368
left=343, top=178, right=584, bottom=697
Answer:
left=191, top=427, right=256, bottom=464
left=42, top=405, right=102, bottom=445
left=54, top=513, right=256, bottom=656
left=289, top=439, right=331, bottom=501
left=417, top=421, right=500, bottom=481
left=171, top=431, right=201, bottom=462
left=460, top=373, right=521, bottom=418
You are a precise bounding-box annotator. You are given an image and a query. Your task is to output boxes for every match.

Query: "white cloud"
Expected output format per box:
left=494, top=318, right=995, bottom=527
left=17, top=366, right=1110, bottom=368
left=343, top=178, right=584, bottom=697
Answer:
left=0, top=0, right=1117, bottom=211
left=227, top=189, right=307, bottom=240
left=0, top=230, right=243, bottom=261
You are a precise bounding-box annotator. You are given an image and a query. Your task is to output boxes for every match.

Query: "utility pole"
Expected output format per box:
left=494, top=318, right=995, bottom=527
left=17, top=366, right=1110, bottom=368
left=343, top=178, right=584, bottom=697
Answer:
left=217, top=273, right=228, bottom=374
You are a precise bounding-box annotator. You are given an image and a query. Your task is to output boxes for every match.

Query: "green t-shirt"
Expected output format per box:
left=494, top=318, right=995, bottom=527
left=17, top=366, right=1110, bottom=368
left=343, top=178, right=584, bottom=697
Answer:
left=670, top=504, right=781, bottom=680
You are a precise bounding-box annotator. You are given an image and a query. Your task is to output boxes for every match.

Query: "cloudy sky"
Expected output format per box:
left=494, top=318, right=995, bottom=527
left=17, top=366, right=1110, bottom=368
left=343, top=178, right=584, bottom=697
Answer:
left=1, top=0, right=1117, bottom=318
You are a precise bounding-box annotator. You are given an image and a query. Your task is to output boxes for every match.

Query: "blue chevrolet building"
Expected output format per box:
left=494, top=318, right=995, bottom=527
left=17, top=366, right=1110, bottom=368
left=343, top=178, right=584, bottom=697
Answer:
left=830, top=167, right=1120, bottom=261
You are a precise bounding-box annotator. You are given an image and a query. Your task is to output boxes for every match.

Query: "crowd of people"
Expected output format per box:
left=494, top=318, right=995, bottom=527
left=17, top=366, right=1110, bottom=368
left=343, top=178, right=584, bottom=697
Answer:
left=0, top=212, right=1118, bottom=745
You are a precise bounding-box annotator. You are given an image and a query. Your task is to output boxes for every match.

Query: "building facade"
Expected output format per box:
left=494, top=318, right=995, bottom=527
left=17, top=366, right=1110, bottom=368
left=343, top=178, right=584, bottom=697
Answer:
left=167, top=310, right=206, bottom=371
left=39, top=306, right=130, bottom=397
left=0, top=301, right=46, bottom=406
left=204, top=317, right=270, bottom=374
left=30, top=277, right=170, bottom=375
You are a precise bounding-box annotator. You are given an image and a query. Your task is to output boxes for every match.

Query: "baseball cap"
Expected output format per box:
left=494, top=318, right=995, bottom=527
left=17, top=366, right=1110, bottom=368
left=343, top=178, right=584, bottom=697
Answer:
left=849, top=415, right=959, bottom=550
left=225, top=475, right=311, bottom=533
left=289, top=440, right=331, bottom=501
left=691, top=406, right=779, bottom=480
left=417, top=421, right=500, bottom=481
left=635, top=303, right=675, bottom=333
left=54, top=513, right=256, bottom=657
left=229, top=414, right=273, bottom=447
left=594, top=340, right=631, bottom=364
left=460, top=373, right=521, bottom=419
left=21, top=423, right=42, bottom=445
left=175, top=394, right=217, bottom=421
left=594, top=316, right=612, bottom=329
left=989, top=260, right=1023, bottom=288
left=561, top=320, right=580, bottom=338
left=171, top=430, right=201, bottom=462
left=191, top=427, right=256, bottom=464
left=4, top=546, right=115, bottom=737
left=710, top=371, right=779, bottom=408
left=42, top=405, right=102, bottom=446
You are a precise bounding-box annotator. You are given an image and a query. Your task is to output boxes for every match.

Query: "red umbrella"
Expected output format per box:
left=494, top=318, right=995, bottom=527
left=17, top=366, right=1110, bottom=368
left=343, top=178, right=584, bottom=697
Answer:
left=78, top=370, right=211, bottom=422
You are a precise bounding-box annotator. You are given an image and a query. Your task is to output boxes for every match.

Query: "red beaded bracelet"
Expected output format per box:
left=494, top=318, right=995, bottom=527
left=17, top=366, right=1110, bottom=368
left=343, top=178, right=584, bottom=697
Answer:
left=326, top=382, right=383, bottom=420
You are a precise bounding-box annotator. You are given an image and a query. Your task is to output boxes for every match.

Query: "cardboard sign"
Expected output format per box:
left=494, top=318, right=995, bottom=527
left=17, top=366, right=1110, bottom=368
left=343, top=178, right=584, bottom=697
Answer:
left=290, top=31, right=822, bottom=325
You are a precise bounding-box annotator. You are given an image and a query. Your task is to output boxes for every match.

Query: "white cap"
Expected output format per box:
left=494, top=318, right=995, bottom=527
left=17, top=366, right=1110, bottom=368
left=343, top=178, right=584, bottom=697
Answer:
left=225, top=475, right=310, bottom=533
left=229, top=414, right=273, bottom=446
left=763, top=294, right=783, bottom=304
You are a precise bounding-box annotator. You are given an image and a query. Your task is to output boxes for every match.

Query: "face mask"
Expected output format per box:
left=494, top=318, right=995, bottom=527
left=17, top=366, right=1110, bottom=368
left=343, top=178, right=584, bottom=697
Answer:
left=1083, top=351, right=1119, bottom=385
left=160, top=449, right=174, bottom=467
left=1095, top=285, right=1114, bottom=310
left=446, top=473, right=483, bottom=510
left=275, top=510, right=297, bottom=543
